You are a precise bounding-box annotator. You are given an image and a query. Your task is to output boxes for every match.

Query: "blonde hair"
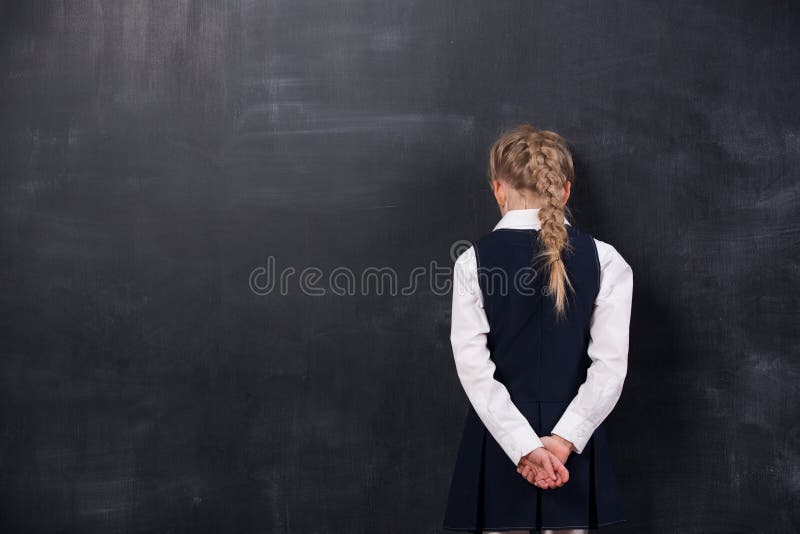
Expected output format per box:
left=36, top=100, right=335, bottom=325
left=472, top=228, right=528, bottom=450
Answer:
left=488, top=124, right=576, bottom=318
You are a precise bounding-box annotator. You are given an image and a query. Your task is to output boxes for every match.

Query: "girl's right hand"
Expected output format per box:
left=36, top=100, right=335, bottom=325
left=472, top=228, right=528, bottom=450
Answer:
left=516, top=447, right=570, bottom=489
left=542, top=434, right=573, bottom=465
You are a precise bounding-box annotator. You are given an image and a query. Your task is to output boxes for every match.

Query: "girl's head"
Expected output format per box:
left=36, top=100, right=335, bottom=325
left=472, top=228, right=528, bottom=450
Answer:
left=488, top=124, right=575, bottom=317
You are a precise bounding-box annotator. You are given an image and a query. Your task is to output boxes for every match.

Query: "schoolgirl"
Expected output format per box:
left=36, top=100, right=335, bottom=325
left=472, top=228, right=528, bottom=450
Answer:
left=443, top=124, right=633, bottom=533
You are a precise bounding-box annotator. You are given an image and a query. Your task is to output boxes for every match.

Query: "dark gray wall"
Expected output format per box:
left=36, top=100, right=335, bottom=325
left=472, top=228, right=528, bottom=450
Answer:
left=1, top=1, right=798, bottom=533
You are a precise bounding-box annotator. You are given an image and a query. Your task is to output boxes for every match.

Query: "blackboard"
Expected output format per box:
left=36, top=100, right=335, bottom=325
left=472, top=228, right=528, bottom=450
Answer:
left=1, top=1, right=798, bottom=532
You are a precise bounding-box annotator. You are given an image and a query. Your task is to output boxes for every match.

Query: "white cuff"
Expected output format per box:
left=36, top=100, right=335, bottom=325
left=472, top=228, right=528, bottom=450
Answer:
left=550, top=409, right=595, bottom=455
left=508, top=425, right=544, bottom=465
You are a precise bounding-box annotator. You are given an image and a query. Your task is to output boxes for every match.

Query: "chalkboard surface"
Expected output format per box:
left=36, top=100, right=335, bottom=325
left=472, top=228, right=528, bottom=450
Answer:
left=1, top=1, right=798, bottom=533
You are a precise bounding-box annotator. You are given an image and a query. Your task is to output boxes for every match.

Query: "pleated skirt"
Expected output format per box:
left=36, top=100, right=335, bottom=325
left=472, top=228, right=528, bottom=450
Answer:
left=442, top=400, right=626, bottom=532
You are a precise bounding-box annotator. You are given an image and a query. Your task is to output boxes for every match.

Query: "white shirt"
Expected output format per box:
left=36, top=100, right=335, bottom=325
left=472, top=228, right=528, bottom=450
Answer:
left=450, top=208, right=633, bottom=465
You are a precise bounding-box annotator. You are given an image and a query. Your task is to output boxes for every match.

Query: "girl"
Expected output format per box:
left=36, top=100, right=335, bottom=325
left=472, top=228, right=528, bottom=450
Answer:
left=442, top=125, right=633, bottom=534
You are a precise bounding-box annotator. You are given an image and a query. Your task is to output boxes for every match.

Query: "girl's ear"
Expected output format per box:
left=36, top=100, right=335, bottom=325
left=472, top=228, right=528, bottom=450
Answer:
left=492, top=179, right=506, bottom=211
left=563, top=180, right=572, bottom=204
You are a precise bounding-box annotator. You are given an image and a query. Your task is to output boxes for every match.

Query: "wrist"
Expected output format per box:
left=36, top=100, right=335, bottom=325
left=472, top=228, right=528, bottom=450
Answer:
left=524, top=445, right=543, bottom=457
left=550, top=433, right=575, bottom=452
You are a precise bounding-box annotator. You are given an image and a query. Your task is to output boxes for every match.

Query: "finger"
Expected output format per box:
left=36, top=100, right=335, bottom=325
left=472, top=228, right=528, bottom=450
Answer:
left=549, top=458, right=563, bottom=488
left=543, top=455, right=557, bottom=482
left=556, top=463, right=570, bottom=485
left=526, top=468, right=536, bottom=484
left=520, top=459, right=534, bottom=470
left=546, top=455, right=560, bottom=482
left=554, top=465, right=567, bottom=487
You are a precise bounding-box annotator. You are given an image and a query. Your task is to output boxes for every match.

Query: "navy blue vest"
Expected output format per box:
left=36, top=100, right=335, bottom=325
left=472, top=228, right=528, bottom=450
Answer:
left=473, top=225, right=600, bottom=404
left=443, top=224, right=626, bottom=531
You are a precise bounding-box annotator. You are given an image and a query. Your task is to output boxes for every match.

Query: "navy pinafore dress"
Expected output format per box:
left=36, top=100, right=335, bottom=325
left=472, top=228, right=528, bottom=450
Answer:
left=443, top=225, right=626, bottom=532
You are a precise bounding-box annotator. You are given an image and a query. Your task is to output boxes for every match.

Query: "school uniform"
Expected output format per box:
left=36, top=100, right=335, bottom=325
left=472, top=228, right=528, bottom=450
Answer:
left=442, top=209, right=633, bottom=533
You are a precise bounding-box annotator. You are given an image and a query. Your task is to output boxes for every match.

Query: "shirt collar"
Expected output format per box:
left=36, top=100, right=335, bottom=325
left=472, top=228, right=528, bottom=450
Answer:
left=493, top=208, right=571, bottom=231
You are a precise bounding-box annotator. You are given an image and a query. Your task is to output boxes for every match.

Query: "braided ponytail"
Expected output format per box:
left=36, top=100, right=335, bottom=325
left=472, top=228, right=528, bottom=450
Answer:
left=488, top=124, right=576, bottom=318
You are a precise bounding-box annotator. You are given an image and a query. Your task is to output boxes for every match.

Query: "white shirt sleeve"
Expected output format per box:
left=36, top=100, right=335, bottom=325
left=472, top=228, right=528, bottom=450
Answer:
left=450, top=246, right=545, bottom=466
left=550, top=238, right=633, bottom=454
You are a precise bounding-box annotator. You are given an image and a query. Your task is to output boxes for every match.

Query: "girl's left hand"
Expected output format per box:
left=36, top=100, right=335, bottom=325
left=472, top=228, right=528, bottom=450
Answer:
left=516, top=450, right=569, bottom=489
left=517, top=459, right=562, bottom=488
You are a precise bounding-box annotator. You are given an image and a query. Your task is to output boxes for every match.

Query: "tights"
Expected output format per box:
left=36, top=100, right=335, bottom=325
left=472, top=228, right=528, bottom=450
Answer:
left=483, top=530, right=588, bottom=534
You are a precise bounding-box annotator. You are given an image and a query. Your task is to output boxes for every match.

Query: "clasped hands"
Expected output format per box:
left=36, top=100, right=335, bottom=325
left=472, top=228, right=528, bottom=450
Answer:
left=516, top=434, right=574, bottom=489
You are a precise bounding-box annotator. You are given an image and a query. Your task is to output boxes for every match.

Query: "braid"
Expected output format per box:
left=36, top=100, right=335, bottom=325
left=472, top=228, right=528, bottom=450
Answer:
left=488, top=124, right=576, bottom=319
left=527, top=138, right=574, bottom=318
